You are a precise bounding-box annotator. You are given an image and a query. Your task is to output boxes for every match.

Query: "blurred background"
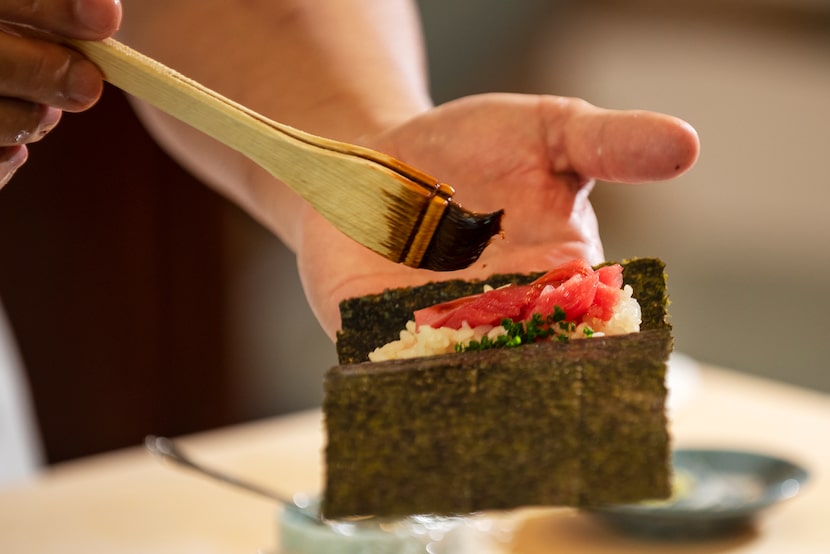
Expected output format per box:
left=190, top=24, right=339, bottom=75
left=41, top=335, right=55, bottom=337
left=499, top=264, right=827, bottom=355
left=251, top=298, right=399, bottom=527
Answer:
left=0, top=0, right=827, bottom=467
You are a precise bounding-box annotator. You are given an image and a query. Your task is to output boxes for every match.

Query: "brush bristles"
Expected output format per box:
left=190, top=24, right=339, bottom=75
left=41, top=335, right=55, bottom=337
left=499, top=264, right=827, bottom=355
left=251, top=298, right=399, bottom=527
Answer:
left=418, top=202, right=503, bottom=271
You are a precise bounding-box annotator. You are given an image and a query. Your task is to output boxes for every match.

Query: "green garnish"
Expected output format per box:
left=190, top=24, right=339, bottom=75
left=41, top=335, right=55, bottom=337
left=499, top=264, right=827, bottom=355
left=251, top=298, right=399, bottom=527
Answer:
left=455, top=307, right=594, bottom=353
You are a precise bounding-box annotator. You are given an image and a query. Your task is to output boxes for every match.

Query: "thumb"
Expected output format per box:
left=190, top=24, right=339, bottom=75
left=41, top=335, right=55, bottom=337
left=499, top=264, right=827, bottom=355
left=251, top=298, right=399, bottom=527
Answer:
left=554, top=98, right=700, bottom=184
left=0, top=0, right=122, bottom=40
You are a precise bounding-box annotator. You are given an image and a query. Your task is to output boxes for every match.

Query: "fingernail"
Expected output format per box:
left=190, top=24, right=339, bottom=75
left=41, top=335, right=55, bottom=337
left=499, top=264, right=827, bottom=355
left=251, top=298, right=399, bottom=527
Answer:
left=66, top=59, right=103, bottom=109
left=37, top=107, right=63, bottom=138
left=75, top=0, right=122, bottom=36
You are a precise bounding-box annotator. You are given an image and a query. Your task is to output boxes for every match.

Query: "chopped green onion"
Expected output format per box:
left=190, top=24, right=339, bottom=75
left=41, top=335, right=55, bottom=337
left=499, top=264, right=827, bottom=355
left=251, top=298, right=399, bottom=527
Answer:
left=456, top=306, right=597, bottom=353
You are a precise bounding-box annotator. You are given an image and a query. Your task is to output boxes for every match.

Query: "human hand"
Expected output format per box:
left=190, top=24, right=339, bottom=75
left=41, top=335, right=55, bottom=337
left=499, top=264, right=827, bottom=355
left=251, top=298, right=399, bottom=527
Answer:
left=295, top=93, right=699, bottom=338
left=0, top=0, right=121, bottom=188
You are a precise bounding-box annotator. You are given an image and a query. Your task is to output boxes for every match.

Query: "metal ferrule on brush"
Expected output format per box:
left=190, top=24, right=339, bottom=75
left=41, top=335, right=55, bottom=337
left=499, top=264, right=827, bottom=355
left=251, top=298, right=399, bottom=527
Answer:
left=401, top=182, right=454, bottom=268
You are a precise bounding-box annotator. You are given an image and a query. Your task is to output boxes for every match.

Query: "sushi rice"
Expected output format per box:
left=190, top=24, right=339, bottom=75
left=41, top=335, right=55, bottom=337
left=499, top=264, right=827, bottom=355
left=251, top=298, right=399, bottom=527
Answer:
left=369, top=284, right=641, bottom=362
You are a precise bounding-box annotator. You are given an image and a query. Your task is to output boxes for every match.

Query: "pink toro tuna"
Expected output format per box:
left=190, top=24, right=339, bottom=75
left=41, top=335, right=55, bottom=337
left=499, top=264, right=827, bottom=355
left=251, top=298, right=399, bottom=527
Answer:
left=414, top=259, right=624, bottom=330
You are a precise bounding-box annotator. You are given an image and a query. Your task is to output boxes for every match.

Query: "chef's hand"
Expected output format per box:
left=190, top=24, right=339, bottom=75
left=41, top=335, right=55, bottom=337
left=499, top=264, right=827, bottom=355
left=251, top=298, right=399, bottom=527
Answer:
left=297, top=93, right=699, bottom=338
left=0, top=0, right=122, bottom=188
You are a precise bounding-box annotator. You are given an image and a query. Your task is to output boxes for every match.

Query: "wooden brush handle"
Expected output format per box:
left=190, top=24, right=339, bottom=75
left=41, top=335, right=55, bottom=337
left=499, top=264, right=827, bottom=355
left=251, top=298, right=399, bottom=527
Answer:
left=69, top=38, right=334, bottom=173
left=69, top=38, right=449, bottom=266
left=69, top=38, right=442, bottom=189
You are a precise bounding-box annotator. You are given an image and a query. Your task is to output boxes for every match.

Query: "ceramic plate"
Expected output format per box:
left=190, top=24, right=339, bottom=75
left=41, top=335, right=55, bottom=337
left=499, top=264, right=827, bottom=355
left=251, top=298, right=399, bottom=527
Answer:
left=594, top=448, right=809, bottom=537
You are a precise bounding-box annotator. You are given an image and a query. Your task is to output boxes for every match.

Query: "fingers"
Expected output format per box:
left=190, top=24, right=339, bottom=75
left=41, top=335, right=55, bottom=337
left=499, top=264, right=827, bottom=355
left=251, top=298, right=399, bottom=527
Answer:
left=0, top=0, right=122, bottom=40
left=0, top=0, right=121, bottom=164
left=0, top=101, right=62, bottom=144
left=0, top=31, right=104, bottom=113
left=0, top=145, right=29, bottom=190
left=0, top=29, right=100, bottom=160
left=0, top=0, right=123, bottom=113
left=552, top=97, right=700, bottom=184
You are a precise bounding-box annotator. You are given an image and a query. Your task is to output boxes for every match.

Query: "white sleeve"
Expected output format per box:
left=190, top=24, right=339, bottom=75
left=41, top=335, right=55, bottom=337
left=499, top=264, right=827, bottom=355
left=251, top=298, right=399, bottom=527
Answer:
left=0, top=299, right=44, bottom=486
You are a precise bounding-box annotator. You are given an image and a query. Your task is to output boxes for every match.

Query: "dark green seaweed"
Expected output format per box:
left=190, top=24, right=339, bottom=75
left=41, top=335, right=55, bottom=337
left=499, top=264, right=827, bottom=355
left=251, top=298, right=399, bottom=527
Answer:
left=323, top=258, right=672, bottom=519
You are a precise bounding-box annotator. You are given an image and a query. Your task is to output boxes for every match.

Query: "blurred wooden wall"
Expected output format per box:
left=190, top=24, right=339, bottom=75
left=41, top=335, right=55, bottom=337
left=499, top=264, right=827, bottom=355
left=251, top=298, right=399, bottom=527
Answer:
left=0, top=86, right=242, bottom=464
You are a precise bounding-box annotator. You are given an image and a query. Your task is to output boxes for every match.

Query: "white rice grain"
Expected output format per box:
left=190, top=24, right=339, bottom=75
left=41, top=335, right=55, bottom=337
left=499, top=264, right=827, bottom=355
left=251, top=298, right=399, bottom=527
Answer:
left=368, top=284, right=641, bottom=362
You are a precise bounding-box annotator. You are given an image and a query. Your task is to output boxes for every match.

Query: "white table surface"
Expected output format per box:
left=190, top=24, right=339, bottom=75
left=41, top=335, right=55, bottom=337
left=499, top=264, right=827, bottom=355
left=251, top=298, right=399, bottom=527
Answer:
left=0, top=361, right=828, bottom=553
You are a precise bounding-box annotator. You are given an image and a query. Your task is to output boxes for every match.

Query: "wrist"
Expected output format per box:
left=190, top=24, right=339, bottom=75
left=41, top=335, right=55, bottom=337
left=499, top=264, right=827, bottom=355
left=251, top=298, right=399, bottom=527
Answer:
left=263, top=85, right=433, bottom=146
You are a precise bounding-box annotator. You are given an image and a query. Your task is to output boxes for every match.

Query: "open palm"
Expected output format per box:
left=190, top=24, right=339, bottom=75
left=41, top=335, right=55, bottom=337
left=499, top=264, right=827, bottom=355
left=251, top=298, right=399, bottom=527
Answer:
left=296, top=93, right=699, bottom=338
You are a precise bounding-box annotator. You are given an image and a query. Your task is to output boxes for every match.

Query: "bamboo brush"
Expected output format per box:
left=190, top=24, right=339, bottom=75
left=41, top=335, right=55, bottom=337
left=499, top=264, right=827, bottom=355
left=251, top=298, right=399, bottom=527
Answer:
left=68, top=38, right=503, bottom=271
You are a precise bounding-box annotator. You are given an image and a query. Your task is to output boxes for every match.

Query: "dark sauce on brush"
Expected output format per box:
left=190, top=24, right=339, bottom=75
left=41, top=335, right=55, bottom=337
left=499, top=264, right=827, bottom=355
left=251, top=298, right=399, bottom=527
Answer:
left=419, top=203, right=504, bottom=271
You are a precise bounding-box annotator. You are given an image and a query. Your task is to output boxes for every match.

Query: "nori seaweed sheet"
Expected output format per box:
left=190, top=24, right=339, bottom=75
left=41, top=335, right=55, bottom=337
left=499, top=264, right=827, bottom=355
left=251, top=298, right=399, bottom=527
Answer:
left=323, top=258, right=672, bottom=518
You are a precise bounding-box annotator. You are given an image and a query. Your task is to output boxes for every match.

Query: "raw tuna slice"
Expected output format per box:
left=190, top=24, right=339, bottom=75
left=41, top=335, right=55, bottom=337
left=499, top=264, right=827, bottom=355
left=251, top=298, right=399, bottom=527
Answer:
left=413, top=259, right=623, bottom=330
